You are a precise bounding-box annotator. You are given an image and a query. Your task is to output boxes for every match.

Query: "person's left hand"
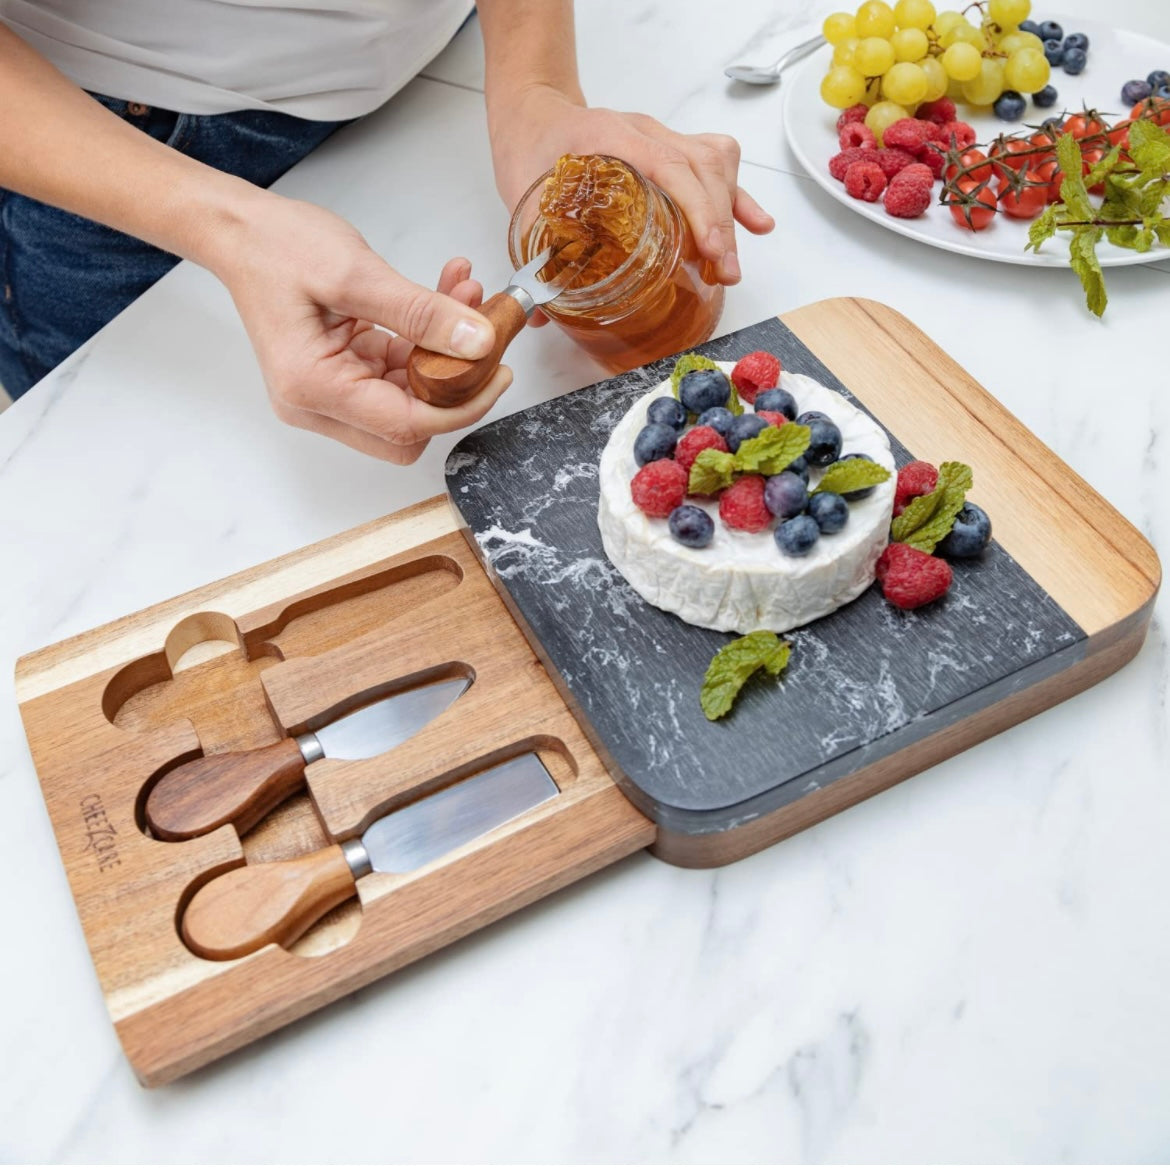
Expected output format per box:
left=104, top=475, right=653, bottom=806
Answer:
left=489, top=87, right=774, bottom=287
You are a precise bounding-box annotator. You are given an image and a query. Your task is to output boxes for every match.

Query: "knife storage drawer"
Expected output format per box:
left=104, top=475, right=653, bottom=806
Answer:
left=15, top=497, right=655, bottom=1086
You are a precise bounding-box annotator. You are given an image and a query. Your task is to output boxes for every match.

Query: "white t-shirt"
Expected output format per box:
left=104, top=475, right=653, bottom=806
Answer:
left=0, top=0, right=475, bottom=120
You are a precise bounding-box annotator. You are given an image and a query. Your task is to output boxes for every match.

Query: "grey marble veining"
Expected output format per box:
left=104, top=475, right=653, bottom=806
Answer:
left=448, top=317, right=1086, bottom=837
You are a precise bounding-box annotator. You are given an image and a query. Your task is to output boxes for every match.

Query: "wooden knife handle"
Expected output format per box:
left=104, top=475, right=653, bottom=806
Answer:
left=406, top=290, right=528, bottom=407
left=182, top=845, right=358, bottom=960
left=145, top=737, right=306, bottom=842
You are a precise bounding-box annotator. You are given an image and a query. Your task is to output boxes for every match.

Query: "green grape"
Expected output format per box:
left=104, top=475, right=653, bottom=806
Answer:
left=820, top=64, right=869, bottom=108
left=855, top=0, right=897, bottom=38
left=882, top=61, right=929, bottom=104
left=890, top=27, right=929, bottom=61
left=998, top=31, right=1029, bottom=55
left=1016, top=30, right=1044, bottom=51
left=894, top=0, right=936, bottom=30
left=941, top=40, right=982, bottom=81
left=920, top=55, right=949, bottom=100
left=832, top=36, right=861, bottom=66
left=946, top=76, right=965, bottom=99
left=865, top=100, right=910, bottom=144
left=1004, top=46, right=1050, bottom=91
left=988, top=0, right=1030, bottom=25
left=854, top=36, right=896, bottom=76
left=960, top=57, right=1006, bottom=104
left=822, top=12, right=858, bottom=45
left=932, top=10, right=964, bottom=35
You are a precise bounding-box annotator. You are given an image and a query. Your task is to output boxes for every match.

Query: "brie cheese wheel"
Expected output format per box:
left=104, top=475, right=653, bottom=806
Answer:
left=597, top=366, right=896, bottom=633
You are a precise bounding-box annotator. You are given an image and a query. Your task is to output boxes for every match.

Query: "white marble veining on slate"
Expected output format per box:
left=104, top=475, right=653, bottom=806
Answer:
left=1, top=0, right=1168, bottom=1162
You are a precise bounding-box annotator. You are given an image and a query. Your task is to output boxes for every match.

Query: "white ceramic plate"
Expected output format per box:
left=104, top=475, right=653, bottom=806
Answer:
left=782, top=14, right=1170, bottom=267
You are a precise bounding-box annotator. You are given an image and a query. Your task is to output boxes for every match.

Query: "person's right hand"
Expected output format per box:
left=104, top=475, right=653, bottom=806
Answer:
left=212, top=193, right=511, bottom=463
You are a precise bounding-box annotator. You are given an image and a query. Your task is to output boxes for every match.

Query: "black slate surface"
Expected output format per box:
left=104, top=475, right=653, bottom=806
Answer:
left=446, top=317, right=1086, bottom=838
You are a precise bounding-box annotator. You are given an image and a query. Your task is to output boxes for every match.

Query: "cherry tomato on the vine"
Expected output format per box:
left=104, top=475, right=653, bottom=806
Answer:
left=945, top=148, right=993, bottom=185
left=946, top=178, right=998, bottom=231
left=1130, top=96, right=1170, bottom=126
left=998, top=170, right=1049, bottom=219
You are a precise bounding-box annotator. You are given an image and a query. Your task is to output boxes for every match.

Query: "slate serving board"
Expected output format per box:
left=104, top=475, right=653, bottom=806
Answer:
left=446, top=312, right=1086, bottom=840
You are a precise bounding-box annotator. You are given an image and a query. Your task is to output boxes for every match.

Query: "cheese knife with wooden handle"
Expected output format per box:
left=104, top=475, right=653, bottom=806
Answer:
left=181, top=753, right=559, bottom=959
left=146, top=678, right=469, bottom=841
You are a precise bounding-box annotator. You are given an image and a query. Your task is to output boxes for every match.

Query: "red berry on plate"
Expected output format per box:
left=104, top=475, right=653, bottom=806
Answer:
left=893, top=460, right=939, bottom=515
left=938, top=120, right=977, bottom=151
left=917, top=97, right=957, bottom=125
left=829, top=146, right=881, bottom=181
left=839, top=122, right=878, bottom=151
left=719, top=475, right=772, bottom=533
left=631, top=459, right=687, bottom=517
left=883, top=118, right=932, bottom=151
left=876, top=542, right=953, bottom=609
left=874, top=147, right=917, bottom=178
left=915, top=143, right=946, bottom=179
left=844, top=159, right=887, bottom=202
left=756, top=410, right=788, bottom=429
left=836, top=103, right=870, bottom=131
left=674, top=425, right=730, bottom=475
left=730, top=351, right=782, bottom=404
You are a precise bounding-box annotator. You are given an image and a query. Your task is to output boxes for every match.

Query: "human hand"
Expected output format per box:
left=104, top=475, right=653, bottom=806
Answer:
left=489, top=88, right=774, bottom=286
left=211, top=193, right=511, bottom=463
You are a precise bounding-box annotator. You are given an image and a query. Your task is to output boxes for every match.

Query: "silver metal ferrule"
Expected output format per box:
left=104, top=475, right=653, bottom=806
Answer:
left=341, top=838, right=373, bottom=880
left=504, top=284, right=536, bottom=317
left=295, top=731, right=325, bottom=765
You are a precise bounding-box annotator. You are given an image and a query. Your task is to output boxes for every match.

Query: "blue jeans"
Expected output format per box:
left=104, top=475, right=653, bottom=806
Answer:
left=0, top=96, right=349, bottom=398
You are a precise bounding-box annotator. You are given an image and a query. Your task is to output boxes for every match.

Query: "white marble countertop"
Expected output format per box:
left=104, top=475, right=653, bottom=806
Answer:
left=2, top=1, right=1169, bottom=1162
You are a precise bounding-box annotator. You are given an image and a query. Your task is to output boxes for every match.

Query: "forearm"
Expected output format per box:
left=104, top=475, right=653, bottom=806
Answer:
left=476, top=0, right=584, bottom=129
left=0, top=24, right=265, bottom=275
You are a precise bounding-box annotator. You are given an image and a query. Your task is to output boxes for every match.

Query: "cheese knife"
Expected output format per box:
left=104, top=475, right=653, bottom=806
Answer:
left=181, top=753, right=559, bottom=960
left=146, top=678, right=469, bottom=841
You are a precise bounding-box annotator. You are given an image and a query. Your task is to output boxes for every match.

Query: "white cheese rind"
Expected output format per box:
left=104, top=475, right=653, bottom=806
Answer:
left=597, top=368, right=895, bottom=633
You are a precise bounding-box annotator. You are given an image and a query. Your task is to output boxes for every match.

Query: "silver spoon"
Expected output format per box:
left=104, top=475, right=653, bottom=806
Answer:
left=724, top=34, right=826, bottom=85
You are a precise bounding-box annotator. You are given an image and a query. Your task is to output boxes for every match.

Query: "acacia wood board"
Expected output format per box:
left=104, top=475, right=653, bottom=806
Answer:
left=446, top=298, right=1160, bottom=865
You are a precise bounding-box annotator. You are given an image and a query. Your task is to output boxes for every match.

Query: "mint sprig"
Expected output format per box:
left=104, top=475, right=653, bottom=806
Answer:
left=688, top=448, right=736, bottom=496
left=701, top=630, right=791, bottom=721
left=812, top=457, right=891, bottom=496
left=734, top=424, right=811, bottom=476
left=890, top=461, right=973, bottom=552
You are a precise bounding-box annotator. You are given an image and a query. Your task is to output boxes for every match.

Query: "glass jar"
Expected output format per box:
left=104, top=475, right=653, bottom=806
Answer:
left=507, top=157, right=725, bottom=374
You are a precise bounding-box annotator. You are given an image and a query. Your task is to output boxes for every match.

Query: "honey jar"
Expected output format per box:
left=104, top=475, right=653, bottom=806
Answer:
left=507, top=155, right=725, bottom=374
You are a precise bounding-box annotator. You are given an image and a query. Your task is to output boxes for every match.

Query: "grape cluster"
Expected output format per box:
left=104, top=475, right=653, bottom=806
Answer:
left=820, top=0, right=1056, bottom=134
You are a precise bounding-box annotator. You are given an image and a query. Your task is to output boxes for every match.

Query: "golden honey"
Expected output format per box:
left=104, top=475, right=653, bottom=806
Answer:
left=508, top=154, right=724, bottom=373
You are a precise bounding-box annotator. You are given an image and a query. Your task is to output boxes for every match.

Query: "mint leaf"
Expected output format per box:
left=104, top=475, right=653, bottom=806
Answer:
left=1085, top=142, right=1121, bottom=189
left=727, top=381, right=745, bottom=417
left=812, top=457, right=891, bottom=496
left=688, top=448, right=735, bottom=496
left=890, top=461, right=973, bottom=552
left=1069, top=228, right=1107, bottom=317
left=1056, top=133, right=1093, bottom=221
left=1027, top=204, right=1059, bottom=252
left=733, top=423, right=811, bottom=476
left=701, top=630, right=791, bottom=721
left=670, top=353, right=719, bottom=397
left=1129, top=118, right=1170, bottom=173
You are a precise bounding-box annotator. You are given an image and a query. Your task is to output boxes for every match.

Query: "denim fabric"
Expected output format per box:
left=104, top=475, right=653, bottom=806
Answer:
left=0, top=96, right=349, bottom=398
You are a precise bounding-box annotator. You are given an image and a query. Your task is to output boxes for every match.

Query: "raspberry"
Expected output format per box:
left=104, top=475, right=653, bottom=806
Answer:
left=883, top=164, right=934, bottom=218
left=718, top=475, right=771, bottom=533
left=917, top=97, right=956, bottom=125
left=938, top=120, right=977, bottom=150
left=876, top=542, right=953, bottom=609
left=674, top=425, right=730, bottom=474
left=631, top=459, right=687, bottom=517
left=914, top=144, right=946, bottom=180
left=893, top=460, right=939, bottom=515
left=844, top=160, right=887, bottom=202
left=874, top=147, right=917, bottom=178
left=829, top=146, right=880, bottom=181
left=730, top=351, right=781, bottom=404
left=883, top=118, right=931, bottom=151
left=836, top=103, right=870, bottom=131
left=839, top=122, right=877, bottom=151
left=756, top=410, right=788, bottom=429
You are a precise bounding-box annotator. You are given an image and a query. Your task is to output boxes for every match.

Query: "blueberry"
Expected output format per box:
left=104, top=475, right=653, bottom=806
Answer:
left=994, top=90, right=1027, bottom=120
left=646, top=396, right=687, bottom=431
left=786, top=454, right=810, bottom=484
left=807, top=491, right=849, bottom=534
left=668, top=504, right=715, bottom=549
left=795, top=413, right=843, bottom=466
left=633, top=423, right=677, bottom=466
left=1033, top=85, right=1059, bottom=108
left=697, top=406, right=734, bottom=437
left=1148, top=69, right=1170, bottom=89
left=753, top=387, right=798, bottom=420
left=726, top=413, right=770, bottom=453
left=836, top=452, right=878, bottom=500
left=775, top=514, right=820, bottom=557
left=678, top=368, right=731, bottom=415
left=1018, top=19, right=1040, bottom=34
left=1062, top=32, right=1089, bottom=53
left=1062, top=47, right=1087, bottom=75
left=763, top=471, right=808, bottom=519
left=1156, top=84, right=1170, bottom=101
left=1122, top=79, right=1153, bottom=105
left=1037, top=20, right=1063, bottom=41
left=1041, top=38, right=1064, bottom=66
left=936, top=502, right=992, bottom=558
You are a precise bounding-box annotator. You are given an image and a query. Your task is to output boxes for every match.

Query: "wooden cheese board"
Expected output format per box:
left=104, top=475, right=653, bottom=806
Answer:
left=14, top=298, right=1158, bottom=1086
